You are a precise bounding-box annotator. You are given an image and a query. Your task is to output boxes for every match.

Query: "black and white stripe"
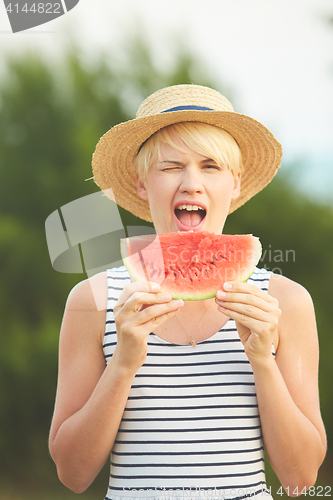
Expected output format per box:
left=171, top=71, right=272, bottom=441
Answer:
left=103, top=267, right=273, bottom=500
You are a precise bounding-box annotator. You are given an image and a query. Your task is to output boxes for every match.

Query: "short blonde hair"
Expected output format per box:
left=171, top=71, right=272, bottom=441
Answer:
left=136, top=122, right=243, bottom=182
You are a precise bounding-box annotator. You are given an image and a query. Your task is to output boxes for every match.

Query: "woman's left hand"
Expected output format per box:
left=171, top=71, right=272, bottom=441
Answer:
left=215, top=282, right=281, bottom=364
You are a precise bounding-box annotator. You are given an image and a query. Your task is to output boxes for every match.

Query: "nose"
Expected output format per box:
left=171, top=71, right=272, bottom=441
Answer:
left=179, top=166, right=204, bottom=194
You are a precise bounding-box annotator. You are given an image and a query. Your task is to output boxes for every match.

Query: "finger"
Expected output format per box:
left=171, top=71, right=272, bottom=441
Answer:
left=127, top=291, right=174, bottom=314
left=114, top=291, right=179, bottom=328
left=216, top=301, right=271, bottom=322
left=223, top=281, right=271, bottom=298
left=116, top=281, right=161, bottom=309
left=117, top=290, right=176, bottom=318
left=217, top=298, right=281, bottom=335
left=216, top=283, right=277, bottom=310
left=216, top=290, right=275, bottom=313
left=133, top=299, right=184, bottom=327
left=222, top=282, right=277, bottom=305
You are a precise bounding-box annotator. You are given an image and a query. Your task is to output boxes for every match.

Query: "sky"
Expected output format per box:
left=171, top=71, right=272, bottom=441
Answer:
left=1, top=0, right=332, bottom=204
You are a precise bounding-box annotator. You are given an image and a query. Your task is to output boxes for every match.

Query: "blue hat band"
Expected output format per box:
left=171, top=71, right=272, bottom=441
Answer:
left=161, top=105, right=214, bottom=113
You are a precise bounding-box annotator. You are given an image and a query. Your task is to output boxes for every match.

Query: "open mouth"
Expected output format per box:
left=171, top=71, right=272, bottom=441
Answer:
left=174, top=204, right=207, bottom=229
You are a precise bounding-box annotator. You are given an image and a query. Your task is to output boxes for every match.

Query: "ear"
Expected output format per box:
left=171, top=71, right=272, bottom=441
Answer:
left=136, top=174, right=148, bottom=201
left=231, top=172, right=241, bottom=200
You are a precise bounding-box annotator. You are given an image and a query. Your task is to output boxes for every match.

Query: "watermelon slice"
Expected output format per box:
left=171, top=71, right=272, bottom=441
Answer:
left=120, top=231, right=262, bottom=301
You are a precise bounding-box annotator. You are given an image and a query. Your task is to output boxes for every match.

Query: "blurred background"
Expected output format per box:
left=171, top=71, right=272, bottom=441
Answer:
left=0, top=1, right=332, bottom=498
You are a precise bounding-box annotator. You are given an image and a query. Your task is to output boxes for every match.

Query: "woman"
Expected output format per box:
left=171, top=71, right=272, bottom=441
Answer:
left=49, top=84, right=326, bottom=498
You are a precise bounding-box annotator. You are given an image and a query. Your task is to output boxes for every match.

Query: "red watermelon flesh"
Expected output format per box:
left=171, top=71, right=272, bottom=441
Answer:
left=120, top=231, right=262, bottom=301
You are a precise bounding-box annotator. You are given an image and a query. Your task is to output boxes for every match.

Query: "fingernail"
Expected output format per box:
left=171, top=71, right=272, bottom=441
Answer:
left=217, top=290, right=226, bottom=299
left=161, top=293, right=171, bottom=300
left=151, top=283, right=161, bottom=291
left=173, top=299, right=183, bottom=306
left=223, top=282, right=232, bottom=290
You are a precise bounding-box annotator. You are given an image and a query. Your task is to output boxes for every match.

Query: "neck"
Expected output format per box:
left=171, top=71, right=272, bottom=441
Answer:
left=175, top=298, right=217, bottom=346
left=177, top=297, right=215, bottom=317
left=153, top=296, right=229, bottom=346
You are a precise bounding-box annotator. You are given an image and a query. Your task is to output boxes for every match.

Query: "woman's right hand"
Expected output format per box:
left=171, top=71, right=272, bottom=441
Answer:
left=113, top=282, right=183, bottom=371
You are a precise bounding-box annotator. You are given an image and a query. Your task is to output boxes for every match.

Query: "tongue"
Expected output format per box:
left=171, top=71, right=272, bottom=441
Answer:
left=176, top=210, right=203, bottom=227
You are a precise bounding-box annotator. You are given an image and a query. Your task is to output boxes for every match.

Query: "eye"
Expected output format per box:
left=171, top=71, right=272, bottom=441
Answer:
left=162, top=166, right=182, bottom=172
left=203, top=164, right=220, bottom=170
left=157, top=161, right=184, bottom=171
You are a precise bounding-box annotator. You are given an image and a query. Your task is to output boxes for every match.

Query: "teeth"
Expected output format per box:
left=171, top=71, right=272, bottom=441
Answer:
left=177, top=204, right=205, bottom=211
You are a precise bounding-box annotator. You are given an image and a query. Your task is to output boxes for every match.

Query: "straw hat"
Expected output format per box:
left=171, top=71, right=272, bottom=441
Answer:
left=92, top=84, right=282, bottom=222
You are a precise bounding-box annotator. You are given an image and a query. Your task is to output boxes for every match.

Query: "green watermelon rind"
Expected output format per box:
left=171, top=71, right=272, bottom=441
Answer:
left=120, top=233, right=262, bottom=301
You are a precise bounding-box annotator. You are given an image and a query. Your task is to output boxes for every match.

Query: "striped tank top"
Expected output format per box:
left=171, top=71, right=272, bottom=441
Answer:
left=103, top=267, right=274, bottom=500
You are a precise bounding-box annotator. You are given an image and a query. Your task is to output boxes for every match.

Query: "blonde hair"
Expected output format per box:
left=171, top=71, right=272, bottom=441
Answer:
left=136, top=122, right=243, bottom=182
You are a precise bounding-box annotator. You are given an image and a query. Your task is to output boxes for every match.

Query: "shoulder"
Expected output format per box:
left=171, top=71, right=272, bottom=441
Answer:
left=66, top=271, right=108, bottom=313
left=61, top=272, right=109, bottom=348
left=268, top=273, right=317, bottom=353
left=268, top=272, right=314, bottom=314
left=66, top=266, right=130, bottom=311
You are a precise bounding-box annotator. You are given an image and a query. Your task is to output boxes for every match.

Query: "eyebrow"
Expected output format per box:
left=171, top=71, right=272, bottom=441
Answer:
left=202, top=158, right=218, bottom=164
left=158, top=158, right=218, bottom=165
left=158, top=160, right=184, bottom=165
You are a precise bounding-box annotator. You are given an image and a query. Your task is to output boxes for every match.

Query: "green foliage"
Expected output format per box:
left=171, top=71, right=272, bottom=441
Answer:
left=0, top=34, right=332, bottom=497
